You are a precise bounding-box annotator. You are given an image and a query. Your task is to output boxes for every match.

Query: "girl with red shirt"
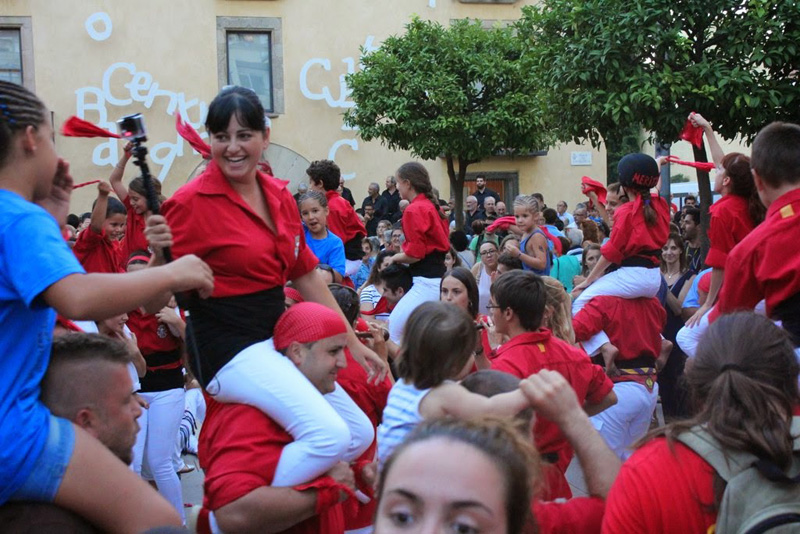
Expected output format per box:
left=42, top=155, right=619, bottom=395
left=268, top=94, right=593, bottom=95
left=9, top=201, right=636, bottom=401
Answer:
left=685, top=113, right=765, bottom=327
left=159, top=87, right=385, bottom=488
left=571, top=153, right=670, bottom=356
left=603, top=313, right=799, bottom=533
left=385, top=162, right=450, bottom=344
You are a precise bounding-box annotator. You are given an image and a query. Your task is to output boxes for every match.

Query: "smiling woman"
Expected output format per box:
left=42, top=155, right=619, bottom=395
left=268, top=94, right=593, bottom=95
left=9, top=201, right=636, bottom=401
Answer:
left=375, top=417, right=537, bottom=534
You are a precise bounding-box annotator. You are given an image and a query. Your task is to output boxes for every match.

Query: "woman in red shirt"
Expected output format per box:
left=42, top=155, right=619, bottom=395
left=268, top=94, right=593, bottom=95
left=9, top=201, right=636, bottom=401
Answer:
left=686, top=113, right=765, bottom=326
left=160, top=86, right=385, bottom=488
left=385, top=162, right=450, bottom=344
left=602, top=312, right=799, bottom=533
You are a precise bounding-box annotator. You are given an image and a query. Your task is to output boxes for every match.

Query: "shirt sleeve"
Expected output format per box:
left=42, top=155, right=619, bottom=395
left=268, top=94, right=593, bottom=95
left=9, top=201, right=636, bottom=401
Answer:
left=72, top=226, right=105, bottom=261
left=401, top=205, right=430, bottom=259
left=601, top=207, right=632, bottom=265
left=582, top=357, right=614, bottom=404
left=704, top=208, right=737, bottom=269
left=4, top=210, right=85, bottom=307
left=572, top=298, right=608, bottom=342
left=713, top=245, right=763, bottom=317
left=328, top=236, right=346, bottom=277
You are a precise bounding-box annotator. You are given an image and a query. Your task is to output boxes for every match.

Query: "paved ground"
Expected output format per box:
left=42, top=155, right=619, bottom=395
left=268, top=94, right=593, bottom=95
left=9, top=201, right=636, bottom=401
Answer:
left=180, top=454, right=204, bottom=507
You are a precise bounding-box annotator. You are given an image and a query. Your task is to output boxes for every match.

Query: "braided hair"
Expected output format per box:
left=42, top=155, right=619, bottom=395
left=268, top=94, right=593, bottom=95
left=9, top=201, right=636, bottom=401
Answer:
left=396, top=162, right=446, bottom=220
left=0, top=80, right=48, bottom=169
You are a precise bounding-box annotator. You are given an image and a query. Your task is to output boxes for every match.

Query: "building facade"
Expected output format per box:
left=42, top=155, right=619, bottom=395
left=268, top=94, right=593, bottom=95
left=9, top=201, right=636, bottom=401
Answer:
left=2, top=0, right=608, bottom=213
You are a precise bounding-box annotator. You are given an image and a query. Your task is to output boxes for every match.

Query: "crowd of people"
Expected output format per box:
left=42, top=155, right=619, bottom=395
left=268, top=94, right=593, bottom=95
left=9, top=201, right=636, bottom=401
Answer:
left=1, top=76, right=799, bottom=534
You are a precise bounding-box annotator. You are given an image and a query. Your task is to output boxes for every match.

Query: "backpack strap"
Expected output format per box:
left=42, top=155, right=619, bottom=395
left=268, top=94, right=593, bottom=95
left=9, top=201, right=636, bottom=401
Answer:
left=677, top=426, right=757, bottom=483
left=677, top=417, right=800, bottom=484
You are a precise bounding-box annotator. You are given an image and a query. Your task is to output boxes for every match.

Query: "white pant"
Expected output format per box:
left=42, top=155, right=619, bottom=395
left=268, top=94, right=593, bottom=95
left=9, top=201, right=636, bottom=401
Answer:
left=573, top=267, right=662, bottom=355
left=388, top=276, right=441, bottom=344
left=591, top=381, right=658, bottom=461
left=132, top=388, right=186, bottom=523
left=676, top=308, right=711, bottom=359
left=208, top=338, right=373, bottom=486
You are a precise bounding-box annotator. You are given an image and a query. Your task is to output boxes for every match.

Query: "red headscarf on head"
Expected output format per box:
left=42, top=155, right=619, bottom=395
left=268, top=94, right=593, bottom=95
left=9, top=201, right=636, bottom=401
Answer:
left=680, top=112, right=705, bottom=148
left=273, top=302, right=348, bottom=351
left=581, top=176, right=607, bottom=208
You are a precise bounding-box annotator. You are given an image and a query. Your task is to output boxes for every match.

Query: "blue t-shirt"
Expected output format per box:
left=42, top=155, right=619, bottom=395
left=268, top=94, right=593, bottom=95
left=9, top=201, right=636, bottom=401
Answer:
left=0, top=190, right=85, bottom=503
left=304, top=226, right=346, bottom=277
left=682, top=268, right=712, bottom=309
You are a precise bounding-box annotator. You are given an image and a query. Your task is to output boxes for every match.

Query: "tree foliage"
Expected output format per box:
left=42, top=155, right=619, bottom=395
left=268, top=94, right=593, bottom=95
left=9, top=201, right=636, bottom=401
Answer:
left=345, top=17, right=554, bottom=229
left=517, top=0, right=800, bottom=251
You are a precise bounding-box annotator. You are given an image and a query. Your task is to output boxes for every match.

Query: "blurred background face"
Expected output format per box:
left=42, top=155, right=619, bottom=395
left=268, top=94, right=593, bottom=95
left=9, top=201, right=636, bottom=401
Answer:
left=440, top=276, right=470, bottom=312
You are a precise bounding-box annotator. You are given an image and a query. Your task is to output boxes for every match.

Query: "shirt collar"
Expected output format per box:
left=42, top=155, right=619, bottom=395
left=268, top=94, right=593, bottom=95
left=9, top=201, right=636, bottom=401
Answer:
left=196, top=160, right=289, bottom=197
left=497, top=329, right=553, bottom=353
left=766, top=188, right=800, bottom=220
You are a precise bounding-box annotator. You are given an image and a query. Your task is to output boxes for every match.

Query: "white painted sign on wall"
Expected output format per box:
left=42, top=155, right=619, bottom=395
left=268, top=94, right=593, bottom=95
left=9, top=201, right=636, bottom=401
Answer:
left=570, top=151, right=593, bottom=166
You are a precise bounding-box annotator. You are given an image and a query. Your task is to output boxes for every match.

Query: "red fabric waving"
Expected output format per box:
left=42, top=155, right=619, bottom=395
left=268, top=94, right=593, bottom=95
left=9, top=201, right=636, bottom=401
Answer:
left=61, top=116, right=121, bottom=139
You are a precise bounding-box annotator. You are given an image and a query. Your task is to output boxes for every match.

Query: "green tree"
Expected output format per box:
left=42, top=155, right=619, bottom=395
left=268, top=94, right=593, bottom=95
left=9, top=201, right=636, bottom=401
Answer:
left=344, top=17, right=554, bottom=230
left=517, top=0, right=800, bottom=251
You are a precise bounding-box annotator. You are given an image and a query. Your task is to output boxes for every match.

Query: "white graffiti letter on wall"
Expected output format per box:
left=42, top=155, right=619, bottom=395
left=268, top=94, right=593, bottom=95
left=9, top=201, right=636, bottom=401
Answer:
left=328, top=139, right=358, bottom=180
left=76, top=62, right=207, bottom=181
left=300, top=36, right=381, bottom=181
left=85, top=12, right=112, bottom=41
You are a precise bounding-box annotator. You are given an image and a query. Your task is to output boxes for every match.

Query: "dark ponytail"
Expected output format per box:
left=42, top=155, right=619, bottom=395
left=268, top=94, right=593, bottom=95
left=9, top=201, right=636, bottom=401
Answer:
left=722, top=153, right=766, bottom=226
left=643, top=194, right=657, bottom=227
left=0, top=80, right=47, bottom=169
left=649, top=313, right=799, bottom=471
left=396, top=162, right=446, bottom=220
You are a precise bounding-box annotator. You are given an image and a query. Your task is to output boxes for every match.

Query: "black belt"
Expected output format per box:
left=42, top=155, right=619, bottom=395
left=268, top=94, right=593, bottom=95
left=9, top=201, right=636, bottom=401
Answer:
left=620, top=249, right=661, bottom=268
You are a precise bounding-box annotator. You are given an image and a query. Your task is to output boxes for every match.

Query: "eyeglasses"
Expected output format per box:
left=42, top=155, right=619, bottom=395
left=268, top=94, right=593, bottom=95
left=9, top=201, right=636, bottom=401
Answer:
left=480, top=250, right=497, bottom=257
left=486, top=303, right=503, bottom=310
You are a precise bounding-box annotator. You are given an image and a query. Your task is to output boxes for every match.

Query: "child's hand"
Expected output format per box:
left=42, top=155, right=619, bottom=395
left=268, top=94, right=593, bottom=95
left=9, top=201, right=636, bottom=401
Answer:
left=38, top=158, right=74, bottom=226
left=166, top=255, right=214, bottom=298
left=97, top=181, right=112, bottom=196
left=156, top=306, right=183, bottom=327
left=571, top=280, right=590, bottom=298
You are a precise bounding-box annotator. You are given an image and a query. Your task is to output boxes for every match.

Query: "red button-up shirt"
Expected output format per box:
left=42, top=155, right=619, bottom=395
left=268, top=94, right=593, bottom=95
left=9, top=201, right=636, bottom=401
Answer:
left=401, top=194, right=450, bottom=259
left=712, top=188, right=800, bottom=321
left=72, top=227, right=124, bottom=274
left=161, top=161, right=318, bottom=298
left=602, top=195, right=670, bottom=265
left=325, top=190, right=366, bottom=244
left=705, top=193, right=755, bottom=269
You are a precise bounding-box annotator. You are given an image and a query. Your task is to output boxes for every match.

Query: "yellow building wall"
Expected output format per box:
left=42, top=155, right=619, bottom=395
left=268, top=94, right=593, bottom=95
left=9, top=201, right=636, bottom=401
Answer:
left=4, top=0, right=606, bottom=213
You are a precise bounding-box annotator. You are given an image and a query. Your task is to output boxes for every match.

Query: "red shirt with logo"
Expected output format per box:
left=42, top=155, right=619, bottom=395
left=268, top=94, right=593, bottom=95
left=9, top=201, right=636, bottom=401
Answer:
left=491, top=330, right=613, bottom=499
left=162, top=161, right=318, bottom=297
left=712, top=188, right=800, bottom=321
